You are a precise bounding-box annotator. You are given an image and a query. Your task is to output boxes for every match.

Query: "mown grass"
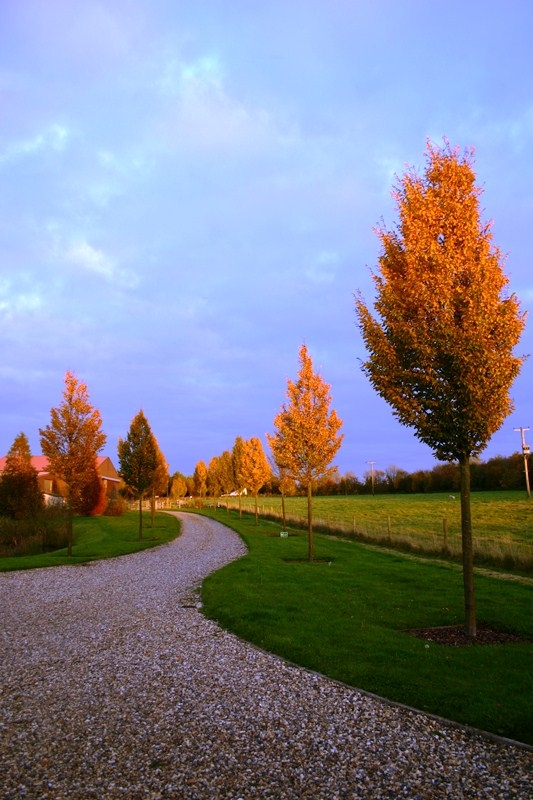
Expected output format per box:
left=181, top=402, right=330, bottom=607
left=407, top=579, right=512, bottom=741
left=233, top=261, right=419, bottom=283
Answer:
left=0, top=512, right=180, bottom=571
left=199, top=508, right=533, bottom=745
left=221, top=491, right=533, bottom=571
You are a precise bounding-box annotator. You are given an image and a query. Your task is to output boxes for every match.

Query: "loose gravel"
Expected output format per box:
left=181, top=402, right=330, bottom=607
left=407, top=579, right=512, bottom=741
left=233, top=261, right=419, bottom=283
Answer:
left=0, top=512, right=531, bottom=799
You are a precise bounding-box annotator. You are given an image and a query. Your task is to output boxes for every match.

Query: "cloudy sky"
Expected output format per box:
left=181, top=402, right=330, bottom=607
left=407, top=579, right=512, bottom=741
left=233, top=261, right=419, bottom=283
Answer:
left=1, top=0, right=531, bottom=479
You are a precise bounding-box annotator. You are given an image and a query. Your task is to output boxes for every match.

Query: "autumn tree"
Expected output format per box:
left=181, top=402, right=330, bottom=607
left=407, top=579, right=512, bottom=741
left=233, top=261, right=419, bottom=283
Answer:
left=207, top=456, right=222, bottom=509
left=150, top=437, right=169, bottom=527
left=240, top=437, right=271, bottom=524
left=40, top=372, right=106, bottom=555
left=117, top=410, right=158, bottom=540
left=355, top=140, right=526, bottom=637
left=170, top=472, right=188, bottom=501
left=267, top=344, right=343, bottom=560
left=218, top=450, right=235, bottom=509
left=193, top=460, right=208, bottom=500
left=0, top=432, right=44, bottom=520
left=232, top=436, right=245, bottom=517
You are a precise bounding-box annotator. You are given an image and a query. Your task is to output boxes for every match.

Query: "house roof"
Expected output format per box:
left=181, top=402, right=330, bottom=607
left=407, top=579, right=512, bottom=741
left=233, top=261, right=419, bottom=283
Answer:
left=0, top=454, right=117, bottom=477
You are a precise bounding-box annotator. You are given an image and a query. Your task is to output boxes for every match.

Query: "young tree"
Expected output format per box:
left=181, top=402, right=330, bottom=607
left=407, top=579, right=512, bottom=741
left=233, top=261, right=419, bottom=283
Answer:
left=40, top=372, right=107, bottom=555
left=267, top=344, right=343, bottom=560
left=150, top=437, right=169, bottom=527
left=193, top=460, right=208, bottom=500
left=355, top=141, right=526, bottom=637
left=169, top=471, right=188, bottom=501
left=207, top=456, right=222, bottom=509
left=117, top=410, right=158, bottom=540
left=218, top=450, right=235, bottom=510
left=240, top=437, right=271, bottom=524
left=0, top=432, right=44, bottom=520
left=232, top=436, right=245, bottom=517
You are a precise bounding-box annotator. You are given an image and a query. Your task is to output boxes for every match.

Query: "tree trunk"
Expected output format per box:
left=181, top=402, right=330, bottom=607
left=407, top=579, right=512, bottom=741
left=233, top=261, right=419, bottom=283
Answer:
left=150, top=491, right=155, bottom=528
left=459, top=454, right=476, bottom=638
left=281, top=491, right=286, bottom=530
left=254, top=492, right=259, bottom=525
left=138, top=495, right=143, bottom=541
left=307, top=482, right=314, bottom=562
left=67, top=497, right=73, bottom=557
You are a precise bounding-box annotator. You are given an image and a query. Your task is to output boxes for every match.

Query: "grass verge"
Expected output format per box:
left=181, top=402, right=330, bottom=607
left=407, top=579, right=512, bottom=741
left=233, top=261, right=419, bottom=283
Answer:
left=199, top=508, right=533, bottom=746
left=0, top=512, right=180, bottom=571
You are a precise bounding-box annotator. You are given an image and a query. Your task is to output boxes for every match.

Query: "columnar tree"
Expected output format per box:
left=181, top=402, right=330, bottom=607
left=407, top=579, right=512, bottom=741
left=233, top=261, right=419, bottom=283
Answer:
left=240, top=437, right=271, bottom=524
left=355, top=140, right=526, bottom=637
left=193, top=460, right=208, bottom=501
left=117, top=410, right=158, bottom=540
left=207, top=456, right=222, bottom=509
left=150, top=437, right=169, bottom=526
left=40, top=372, right=107, bottom=555
left=267, top=344, right=343, bottom=560
left=232, top=436, right=245, bottom=517
left=218, top=450, right=235, bottom=509
left=0, top=432, right=44, bottom=520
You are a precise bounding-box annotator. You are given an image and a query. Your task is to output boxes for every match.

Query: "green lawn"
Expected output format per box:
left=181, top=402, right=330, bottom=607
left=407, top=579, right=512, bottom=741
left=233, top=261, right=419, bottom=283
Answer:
left=0, top=511, right=180, bottom=571
left=199, top=508, right=533, bottom=745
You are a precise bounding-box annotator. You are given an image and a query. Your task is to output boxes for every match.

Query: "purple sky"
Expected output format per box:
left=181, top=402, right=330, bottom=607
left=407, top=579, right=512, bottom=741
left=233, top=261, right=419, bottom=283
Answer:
left=1, top=0, right=531, bottom=479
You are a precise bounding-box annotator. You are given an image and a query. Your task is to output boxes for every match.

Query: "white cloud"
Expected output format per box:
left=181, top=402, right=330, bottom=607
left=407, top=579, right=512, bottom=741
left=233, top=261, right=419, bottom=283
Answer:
left=0, top=124, right=69, bottom=166
left=0, top=278, right=43, bottom=317
left=65, top=240, right=140, bottom=289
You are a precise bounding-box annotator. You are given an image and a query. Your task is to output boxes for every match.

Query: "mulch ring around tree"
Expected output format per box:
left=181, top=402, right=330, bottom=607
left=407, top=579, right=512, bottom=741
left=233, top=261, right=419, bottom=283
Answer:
left=409, top=623, right=529, bottom=647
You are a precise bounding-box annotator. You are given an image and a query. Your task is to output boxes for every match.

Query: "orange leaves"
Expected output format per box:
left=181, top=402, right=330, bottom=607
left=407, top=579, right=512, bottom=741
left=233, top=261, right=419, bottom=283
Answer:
left=268, top=344, right=343, bottom=484
left=356, top=141, right=526, bottom=462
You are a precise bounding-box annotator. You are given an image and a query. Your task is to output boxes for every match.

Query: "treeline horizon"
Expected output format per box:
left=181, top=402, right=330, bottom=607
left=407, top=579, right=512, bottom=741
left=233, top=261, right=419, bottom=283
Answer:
left=170, top=450, right=529, bottom=499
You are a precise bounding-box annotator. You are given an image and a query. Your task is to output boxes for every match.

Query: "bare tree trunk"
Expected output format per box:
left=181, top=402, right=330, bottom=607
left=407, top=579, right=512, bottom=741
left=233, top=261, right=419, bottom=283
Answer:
left=459, top=455, right=476, bottom=638
left=138, top=496, right=143, bottom=541
left=307, top=482, right=313, bottom=562
left=281, top=491, right=286, bottom=530
left=254, top=492, right=259, bottom=525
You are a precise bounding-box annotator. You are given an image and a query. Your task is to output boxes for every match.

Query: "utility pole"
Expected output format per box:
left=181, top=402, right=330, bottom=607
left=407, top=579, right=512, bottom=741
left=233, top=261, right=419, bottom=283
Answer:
left=367, top=460, right=376, bottom=495
left=514, top=427, right=531, bottom=498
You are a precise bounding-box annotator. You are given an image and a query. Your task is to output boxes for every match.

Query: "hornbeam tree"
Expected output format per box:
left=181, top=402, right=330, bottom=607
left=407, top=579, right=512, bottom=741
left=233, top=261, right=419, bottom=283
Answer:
left=240, top=437, right=271, bottom=524
left=267, top=344, right=343, bottom=560
left=0, top=432, right=44, bottom=520
left=118, top=410, right=158, bottom=540
left=355, top=140, right=526, bottom=638
left=40, top=372, right=107, bottom=555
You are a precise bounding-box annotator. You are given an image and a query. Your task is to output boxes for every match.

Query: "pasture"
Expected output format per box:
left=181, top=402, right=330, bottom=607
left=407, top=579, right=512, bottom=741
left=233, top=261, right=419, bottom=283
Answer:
left=218, top=491, right=533, bottom=571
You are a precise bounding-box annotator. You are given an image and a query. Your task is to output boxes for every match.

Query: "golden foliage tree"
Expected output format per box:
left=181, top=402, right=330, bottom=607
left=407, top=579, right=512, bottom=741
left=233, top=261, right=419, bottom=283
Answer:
left=150, top=437, right=169, bottom=527
left=0, top=432, right=44, bottom=520
left=267, top=344, right=343, bottom=560
left=40, top=372, right=107, bottom=555
left=117, top=410, right=158, bottom=540
left=240, top=437, right=271, bottom=524
left=355, top=141, right=526, bottom=637
left=193, top=460, right=208, bottom=500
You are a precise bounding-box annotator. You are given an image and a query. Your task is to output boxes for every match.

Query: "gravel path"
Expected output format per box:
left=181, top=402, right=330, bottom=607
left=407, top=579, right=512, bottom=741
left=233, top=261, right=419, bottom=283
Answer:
left=0, top=512, right=531, bottom=799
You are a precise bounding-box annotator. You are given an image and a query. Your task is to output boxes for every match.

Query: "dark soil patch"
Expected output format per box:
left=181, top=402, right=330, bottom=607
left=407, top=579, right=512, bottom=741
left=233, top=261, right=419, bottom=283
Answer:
left=410, top=623, right=529, bottom=647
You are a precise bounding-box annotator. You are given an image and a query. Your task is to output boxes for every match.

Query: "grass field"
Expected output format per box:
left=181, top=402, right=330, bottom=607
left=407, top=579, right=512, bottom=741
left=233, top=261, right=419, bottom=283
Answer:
left=216, top=491, right=533, bottom=570
left=198, top=508, right=533, bottom=745
left=0, top=511, right=180, bottom=571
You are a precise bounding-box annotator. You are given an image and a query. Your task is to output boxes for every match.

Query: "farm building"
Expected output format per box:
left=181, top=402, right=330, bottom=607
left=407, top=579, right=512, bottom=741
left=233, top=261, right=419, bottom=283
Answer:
left=0, top=454, right=122, bottom=506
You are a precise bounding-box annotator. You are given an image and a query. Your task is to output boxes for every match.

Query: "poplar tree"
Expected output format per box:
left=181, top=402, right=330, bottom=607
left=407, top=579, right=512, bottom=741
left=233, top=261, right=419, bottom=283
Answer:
left=40, top=372, right=106, bottom=555
left=355, top=141, right=526, bottom=637
left=240, top=437, right=271, bottom=524
left=117, top=410, right=158, bottom=540
left=267, top=344, right=343, bottom=561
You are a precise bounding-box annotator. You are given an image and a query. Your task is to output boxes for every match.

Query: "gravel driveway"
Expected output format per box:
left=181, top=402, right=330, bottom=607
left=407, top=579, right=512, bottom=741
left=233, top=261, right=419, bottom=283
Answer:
left=0, top=512, right=531, bottom=799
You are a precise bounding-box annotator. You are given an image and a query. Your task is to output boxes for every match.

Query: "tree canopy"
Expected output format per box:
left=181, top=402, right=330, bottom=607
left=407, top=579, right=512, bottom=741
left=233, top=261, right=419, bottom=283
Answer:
left=40, top=372, right=106, bottom=554
left=240, top=437, right=271, bottom=524
left=117, top=410, right=158, bottom=540
left=355, top=140, right=526, bottom=636
left=268, top=344, right=343, bottom=559
left=0, top=432, right=44, bottom=520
